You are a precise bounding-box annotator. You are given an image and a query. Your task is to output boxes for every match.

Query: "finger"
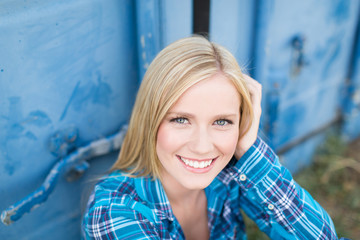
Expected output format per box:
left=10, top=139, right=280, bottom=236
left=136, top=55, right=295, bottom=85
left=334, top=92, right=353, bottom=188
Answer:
left=242, top=75, right=262, bottom=116
left=244, top=79, right=262, bottom=107
left=243, top=75, right=262, bottom=98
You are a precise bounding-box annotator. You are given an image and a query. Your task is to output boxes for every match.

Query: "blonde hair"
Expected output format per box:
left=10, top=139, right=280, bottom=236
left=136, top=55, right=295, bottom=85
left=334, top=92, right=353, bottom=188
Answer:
left=111, top=36, right=253, bottom=179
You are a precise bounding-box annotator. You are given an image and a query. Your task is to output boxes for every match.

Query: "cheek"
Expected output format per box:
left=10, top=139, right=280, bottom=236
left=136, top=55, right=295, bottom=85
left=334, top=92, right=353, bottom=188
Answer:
left=156, top=123, right=182, bottom=155
left=214, top=130, right=239, bottom=155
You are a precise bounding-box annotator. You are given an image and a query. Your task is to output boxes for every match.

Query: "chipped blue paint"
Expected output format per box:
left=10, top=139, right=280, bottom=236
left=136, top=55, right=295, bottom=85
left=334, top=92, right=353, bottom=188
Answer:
left=1, top=125, right=127, bottom=225
left=48, top=126, right=78, bottom=157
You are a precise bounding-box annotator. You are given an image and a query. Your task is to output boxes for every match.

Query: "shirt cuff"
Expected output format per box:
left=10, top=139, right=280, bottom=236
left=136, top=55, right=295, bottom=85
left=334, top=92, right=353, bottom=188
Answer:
left=230, top=137, right=278, bottom=189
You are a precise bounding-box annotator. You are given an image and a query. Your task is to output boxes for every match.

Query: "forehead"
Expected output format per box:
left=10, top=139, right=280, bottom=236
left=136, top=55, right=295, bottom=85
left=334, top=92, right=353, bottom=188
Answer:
left=169, top=73, right=240, bottom=114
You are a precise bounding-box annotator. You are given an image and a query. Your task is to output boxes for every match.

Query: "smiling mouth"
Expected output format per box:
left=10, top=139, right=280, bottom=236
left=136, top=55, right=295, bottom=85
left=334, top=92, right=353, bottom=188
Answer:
left=177, top=155, right=215, bottom=169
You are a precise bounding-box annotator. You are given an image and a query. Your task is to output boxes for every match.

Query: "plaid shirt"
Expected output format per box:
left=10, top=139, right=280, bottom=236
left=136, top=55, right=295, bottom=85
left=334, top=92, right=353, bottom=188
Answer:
left=82, top=137, right=340, bottom=239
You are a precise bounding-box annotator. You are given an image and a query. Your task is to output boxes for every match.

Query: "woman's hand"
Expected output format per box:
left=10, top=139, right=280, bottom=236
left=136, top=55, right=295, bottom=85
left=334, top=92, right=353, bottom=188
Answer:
left=234, top=75, right=262, bottom=159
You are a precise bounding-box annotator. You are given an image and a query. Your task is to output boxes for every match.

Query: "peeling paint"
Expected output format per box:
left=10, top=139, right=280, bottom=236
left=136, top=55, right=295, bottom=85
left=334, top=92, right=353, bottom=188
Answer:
left=48, top=126, right=78, bottom=157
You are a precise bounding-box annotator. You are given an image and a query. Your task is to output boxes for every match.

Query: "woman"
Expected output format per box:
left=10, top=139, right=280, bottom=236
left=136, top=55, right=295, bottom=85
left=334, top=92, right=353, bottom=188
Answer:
left=82, top=36, right=339, bottom=239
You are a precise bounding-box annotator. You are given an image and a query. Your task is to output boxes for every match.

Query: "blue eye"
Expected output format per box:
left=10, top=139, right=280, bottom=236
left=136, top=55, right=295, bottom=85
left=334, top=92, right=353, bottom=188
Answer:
left=214, top=119, right=231, bottom=126
left=171, top=117, right=188, bottom=124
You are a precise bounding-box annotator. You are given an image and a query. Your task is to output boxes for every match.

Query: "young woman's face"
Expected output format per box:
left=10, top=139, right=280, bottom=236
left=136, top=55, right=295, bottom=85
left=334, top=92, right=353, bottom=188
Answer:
left=156, top=73, right=240, bottom=191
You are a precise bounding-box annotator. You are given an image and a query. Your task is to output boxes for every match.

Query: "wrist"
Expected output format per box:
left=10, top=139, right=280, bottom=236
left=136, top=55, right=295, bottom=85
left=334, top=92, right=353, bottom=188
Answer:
left=234, top=146, right=248, bottom=160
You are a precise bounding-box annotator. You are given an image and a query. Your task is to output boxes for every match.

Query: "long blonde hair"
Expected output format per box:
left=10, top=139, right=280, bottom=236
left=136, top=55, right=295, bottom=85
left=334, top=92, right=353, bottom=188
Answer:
left=111, top=36, right=253, bottom=179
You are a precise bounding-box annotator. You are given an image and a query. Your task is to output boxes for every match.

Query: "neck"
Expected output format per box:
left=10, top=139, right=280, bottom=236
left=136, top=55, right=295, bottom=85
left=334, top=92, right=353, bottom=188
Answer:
left=160, top=172, right=204, bottom=207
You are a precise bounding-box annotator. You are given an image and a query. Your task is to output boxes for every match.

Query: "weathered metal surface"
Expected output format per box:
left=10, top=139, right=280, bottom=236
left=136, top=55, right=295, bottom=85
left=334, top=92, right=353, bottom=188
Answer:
left=0, top=0, right=192, bottom=239
left=135, top=0, right=192, bottom=81
left=210, top=0, right=360, bottom=173
left=0, top=0, right=138, bottom=239
left=264, top=0, right=360, bottom=150
left=1, top=125, right=127, bottom=225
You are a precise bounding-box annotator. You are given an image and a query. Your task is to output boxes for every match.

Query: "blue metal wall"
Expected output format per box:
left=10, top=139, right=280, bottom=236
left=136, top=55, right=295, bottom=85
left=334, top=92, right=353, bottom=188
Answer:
left=0, top=0, right=359, bottom=239
left=0, top=0, right=139, bottom=239
left=210, top=0, right=360, bottom=172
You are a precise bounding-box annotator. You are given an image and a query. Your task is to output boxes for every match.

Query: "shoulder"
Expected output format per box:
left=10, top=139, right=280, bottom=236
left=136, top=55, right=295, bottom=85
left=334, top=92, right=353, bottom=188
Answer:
left=88, top=171, right=138, bottom=209
left=82, top=172, right=161, bottom=239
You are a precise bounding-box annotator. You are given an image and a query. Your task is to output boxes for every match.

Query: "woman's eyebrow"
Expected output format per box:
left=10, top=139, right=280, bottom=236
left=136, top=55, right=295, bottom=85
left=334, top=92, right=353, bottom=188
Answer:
left=166, top=112, right=238, bottom=119
left=166, top=112, right=195, bottom=118
left=214, top=114, right=238, bottom=118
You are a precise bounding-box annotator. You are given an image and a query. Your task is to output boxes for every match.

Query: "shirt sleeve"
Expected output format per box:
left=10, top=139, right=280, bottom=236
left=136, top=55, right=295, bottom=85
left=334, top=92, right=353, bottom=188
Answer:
left=82, top=194, right=160, bottom=240
left=230, top=137, right=339, bottom=239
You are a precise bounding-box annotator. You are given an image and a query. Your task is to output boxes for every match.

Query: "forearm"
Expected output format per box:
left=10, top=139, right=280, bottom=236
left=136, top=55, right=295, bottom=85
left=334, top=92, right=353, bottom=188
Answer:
left=232, top=137, right=338, bottom=239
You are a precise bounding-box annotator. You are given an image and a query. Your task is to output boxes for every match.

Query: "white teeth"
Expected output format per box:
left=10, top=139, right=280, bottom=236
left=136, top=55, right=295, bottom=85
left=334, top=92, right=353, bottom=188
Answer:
left=180, top=156, right=213, bottom=169
left=194, top=161, right=199, bottom=168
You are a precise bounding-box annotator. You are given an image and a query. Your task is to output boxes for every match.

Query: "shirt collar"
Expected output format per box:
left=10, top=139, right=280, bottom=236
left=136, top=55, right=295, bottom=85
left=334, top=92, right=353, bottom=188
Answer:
left=133, top=175, right=175, bottom=221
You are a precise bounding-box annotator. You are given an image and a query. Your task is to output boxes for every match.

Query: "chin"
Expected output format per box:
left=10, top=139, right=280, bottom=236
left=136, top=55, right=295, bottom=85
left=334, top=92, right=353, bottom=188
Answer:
left=181, top=177, right=214, bottom=190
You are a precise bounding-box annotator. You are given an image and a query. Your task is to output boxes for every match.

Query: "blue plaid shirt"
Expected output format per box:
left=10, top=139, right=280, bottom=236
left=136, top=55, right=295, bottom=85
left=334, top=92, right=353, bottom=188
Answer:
left=82, top=137, right=340, bottom=239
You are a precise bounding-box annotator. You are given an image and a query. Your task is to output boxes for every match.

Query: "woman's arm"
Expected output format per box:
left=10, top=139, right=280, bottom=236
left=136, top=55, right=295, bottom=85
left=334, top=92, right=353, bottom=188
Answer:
left=233, top=75, right=338, bottom=239
left=233, top=137, right=338, bottom=239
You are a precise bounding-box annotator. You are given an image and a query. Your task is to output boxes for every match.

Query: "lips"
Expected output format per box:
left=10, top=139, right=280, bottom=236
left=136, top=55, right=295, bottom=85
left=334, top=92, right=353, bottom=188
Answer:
left=177, top=155, right=216, bottom=169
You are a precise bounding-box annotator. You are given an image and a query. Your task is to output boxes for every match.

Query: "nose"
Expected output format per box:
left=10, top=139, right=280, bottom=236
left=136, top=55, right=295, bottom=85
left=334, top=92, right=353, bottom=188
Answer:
left=188, top=126, right=214, bottom=155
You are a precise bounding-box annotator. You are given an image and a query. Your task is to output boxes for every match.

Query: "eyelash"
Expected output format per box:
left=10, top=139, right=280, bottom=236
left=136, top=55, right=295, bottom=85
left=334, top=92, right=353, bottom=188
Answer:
left=170, top=117, right=189, bottom=124
left=214, top=119, right=233, bottom=126
left=169, top=117, right=233, bottom=126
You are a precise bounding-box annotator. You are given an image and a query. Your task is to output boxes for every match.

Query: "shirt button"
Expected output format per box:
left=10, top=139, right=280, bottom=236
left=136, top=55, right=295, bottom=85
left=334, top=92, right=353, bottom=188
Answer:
left=239, top=174, right=247, bottom=181
left=268, top=204, right=274, bottom=210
